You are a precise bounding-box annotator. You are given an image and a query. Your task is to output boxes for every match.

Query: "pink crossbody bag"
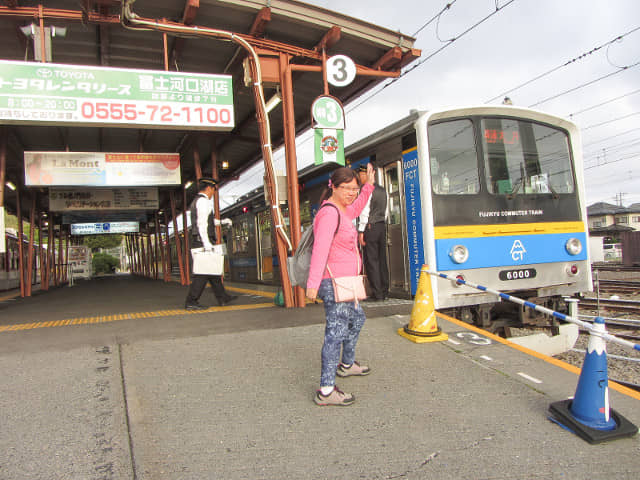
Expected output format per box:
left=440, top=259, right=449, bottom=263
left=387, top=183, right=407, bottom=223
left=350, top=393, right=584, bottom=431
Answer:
left=326, top=236, right=367, bottom=306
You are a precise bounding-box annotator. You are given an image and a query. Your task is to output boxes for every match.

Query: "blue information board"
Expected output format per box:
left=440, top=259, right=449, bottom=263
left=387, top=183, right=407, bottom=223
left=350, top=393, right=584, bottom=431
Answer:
left=402, top=148, right=425, bottom=295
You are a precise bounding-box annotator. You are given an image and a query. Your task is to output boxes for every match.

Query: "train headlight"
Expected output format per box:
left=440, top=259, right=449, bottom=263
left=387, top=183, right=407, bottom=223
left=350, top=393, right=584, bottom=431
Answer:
left=565, top=238, right=582, bottom=256
left=449, top=245, right=469, bottom=264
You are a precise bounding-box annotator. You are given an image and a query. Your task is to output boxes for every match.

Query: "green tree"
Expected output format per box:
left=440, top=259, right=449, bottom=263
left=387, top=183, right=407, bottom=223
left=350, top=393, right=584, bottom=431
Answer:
left=92, top=252, right=120, bottom=274
left=83, top=234, right=123, bottom=252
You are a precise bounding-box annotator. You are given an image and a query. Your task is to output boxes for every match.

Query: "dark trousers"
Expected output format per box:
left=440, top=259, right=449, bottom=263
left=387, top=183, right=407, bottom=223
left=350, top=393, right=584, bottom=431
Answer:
left=363, top=222, right=389, bottom=299
left=185, top=274, right=227, bottom=305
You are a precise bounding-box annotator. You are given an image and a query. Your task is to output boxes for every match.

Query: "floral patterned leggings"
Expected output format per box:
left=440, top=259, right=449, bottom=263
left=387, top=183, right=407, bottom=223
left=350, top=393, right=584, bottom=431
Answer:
left=317, top=278, right=367, bottom=387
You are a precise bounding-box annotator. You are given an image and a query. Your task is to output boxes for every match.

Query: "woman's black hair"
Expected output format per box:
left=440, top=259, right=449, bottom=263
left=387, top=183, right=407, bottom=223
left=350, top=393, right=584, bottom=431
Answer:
left=318, top=167, right=358, bottom=203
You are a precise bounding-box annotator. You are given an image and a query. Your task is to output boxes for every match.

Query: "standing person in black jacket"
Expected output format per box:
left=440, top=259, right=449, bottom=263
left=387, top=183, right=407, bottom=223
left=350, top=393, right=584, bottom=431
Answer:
left=184, top=177, right=237, bottom=310
left=357, top=164, right=389, bottom=301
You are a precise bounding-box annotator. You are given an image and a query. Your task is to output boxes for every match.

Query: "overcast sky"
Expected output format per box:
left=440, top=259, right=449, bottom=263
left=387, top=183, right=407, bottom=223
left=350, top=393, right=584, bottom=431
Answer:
left=220, top=0, right=640, bottom=208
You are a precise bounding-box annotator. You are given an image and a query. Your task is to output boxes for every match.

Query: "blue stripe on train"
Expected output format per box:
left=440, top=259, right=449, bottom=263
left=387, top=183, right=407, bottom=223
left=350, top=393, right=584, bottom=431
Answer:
left=435, top=231, right=588, bottom=270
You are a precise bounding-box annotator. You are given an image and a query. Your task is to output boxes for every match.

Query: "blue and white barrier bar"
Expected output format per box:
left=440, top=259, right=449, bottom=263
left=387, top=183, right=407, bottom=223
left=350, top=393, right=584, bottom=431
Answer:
left=427, top=269, right=640, bottom=352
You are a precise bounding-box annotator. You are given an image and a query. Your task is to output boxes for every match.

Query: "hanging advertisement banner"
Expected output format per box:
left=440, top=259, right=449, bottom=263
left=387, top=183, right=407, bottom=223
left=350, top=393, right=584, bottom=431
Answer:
left=314, top=128, right=345, bottom=166
left=62, top=211, right=147, bottom=224
left=49, top=187, right=159, bottom=211
left=312, top=95, right=345, bottom=166
left=71, top=222, right=140, bottom=235
left=24, top=151, right=180, bottom=186
left=68, top=245, right=92, bottom=279
left=0, top=60, right=234, bottom=130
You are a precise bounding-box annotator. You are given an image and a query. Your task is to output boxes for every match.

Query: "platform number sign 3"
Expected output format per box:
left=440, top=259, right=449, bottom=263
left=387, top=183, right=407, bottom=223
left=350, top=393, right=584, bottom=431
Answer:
left=327, top=55, right=356, bottom=87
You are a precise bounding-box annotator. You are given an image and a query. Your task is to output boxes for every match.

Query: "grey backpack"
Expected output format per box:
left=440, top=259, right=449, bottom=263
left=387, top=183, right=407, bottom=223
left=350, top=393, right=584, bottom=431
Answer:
left=287, top=203, right=340, bottom=287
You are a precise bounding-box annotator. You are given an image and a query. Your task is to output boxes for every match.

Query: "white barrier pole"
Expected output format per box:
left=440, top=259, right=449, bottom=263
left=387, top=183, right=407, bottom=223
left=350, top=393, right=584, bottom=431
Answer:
left=426, top=269, right=640, bottom=352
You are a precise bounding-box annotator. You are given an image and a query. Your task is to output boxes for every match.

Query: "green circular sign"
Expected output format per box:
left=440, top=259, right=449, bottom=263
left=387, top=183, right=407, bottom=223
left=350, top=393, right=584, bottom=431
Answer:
left=312, top=96, right=344, bottom=129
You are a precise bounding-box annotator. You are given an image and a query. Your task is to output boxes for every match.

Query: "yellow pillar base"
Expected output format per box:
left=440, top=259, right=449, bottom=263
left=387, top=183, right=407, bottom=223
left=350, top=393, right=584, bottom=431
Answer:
left=397, top=325, right=449, bottom=343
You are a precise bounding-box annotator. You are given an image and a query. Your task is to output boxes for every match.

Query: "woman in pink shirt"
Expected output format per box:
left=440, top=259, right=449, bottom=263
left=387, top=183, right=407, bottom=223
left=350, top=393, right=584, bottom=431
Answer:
left=307, top=164, right=375, bottom=406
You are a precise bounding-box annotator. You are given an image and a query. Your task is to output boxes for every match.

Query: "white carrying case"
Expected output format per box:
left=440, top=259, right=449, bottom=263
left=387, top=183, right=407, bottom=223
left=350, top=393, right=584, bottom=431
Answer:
left=191, top=247, right=225, bottom=275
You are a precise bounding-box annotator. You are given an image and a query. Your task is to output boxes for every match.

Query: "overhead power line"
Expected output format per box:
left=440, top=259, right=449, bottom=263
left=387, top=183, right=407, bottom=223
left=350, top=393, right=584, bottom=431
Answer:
left=584, top=152, right=640, bottom=170
left=528, top=61, right=640, bottom=108
left=582, top=127, right=640, bottom=148
left=581, top=111, right=640, bottom=130
left=568, top=88, right=640, bottom=117
left=485, top=25, right=640, bottom=103
left=412, top=1, right=458, bottom=38
left=346, top=0, right=518, bottom=114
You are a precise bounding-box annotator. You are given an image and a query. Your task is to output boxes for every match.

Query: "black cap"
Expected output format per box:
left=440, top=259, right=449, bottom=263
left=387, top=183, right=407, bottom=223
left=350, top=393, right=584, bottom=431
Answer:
left=357, top=164, right=368, bottom=172
left=198, top=177, right=218, bottom=188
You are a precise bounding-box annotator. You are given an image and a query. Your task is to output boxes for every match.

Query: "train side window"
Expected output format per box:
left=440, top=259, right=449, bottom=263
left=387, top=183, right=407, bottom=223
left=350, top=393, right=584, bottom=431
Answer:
left=427, top=119, right=479, bottom=195
left=232, top=217, right=250, bottom=254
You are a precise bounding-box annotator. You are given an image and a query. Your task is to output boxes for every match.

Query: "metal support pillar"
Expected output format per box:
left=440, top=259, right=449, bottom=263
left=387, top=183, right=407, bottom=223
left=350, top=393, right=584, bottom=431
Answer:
left=139, top=232, right=146, bottom=276
left=182, top=186, right=190, bottom=284
left=210, top=142, right=223, bottom=246
left=26, top=194, right=36, bottom=296
left=46, top=215, right=53, bottom=290
left=56, top=225, right=62, bottom=286
left=16, top=185, right=25, bottom=297
left=163, top=211, right=172, bottom=281
left=63, top=230, right=69, bottom=283
left=38, top=214, right=44, bottom=289
left=279, top=53, right=305, bottom=307
left=0, top=127, right=5, bottom=212
left=124, top=234, right=130, bottom=272
left=154, top=216, right=161, bottom=280
left=146, top=226, right=153, bottom=278
left=170, top=190, right=186, bottom=285
left=247, top=58, right=294, bottom=307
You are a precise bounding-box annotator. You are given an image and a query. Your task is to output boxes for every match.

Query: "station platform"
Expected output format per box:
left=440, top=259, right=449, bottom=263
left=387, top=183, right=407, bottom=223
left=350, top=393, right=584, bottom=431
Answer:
left=0, top=275, right=638, bottom=479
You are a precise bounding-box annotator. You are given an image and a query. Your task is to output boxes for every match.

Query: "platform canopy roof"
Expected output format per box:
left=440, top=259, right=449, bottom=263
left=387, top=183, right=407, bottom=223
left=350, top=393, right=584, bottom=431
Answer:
left=0, top=0, right=419, bottom=228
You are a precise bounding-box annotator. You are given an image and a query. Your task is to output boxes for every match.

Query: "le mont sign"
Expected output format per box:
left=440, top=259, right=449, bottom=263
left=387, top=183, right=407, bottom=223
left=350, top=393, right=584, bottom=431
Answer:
left=0, top=60, right=234, bottom=130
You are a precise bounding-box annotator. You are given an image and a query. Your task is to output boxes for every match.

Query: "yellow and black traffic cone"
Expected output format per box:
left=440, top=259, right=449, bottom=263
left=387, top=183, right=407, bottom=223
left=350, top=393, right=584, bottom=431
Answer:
left=398, top=265, right=448, bottom=343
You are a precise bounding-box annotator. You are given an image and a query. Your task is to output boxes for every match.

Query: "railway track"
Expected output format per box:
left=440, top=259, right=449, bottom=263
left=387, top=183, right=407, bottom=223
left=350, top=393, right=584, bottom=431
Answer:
left=593, top=280, right=640, bottom=295
left=578, top=297, right=640, bottom=313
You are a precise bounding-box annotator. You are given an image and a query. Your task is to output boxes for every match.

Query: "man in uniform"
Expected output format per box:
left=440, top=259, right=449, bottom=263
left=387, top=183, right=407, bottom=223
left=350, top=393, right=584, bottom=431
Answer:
left=357, top=164, right=389, bottom=301
left=184, top=177, right=237, bottom=310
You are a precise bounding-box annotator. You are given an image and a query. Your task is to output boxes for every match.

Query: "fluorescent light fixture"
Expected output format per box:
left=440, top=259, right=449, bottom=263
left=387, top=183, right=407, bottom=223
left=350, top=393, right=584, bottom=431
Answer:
left=51, top=26, right=67, bottom=38
left=184, top=181, right=193, bottom=189
left=5, top=181, right=16, bottom=191
left=19, top=24, right=35, bottom=37
left=265, top=92, right=282, bottom=113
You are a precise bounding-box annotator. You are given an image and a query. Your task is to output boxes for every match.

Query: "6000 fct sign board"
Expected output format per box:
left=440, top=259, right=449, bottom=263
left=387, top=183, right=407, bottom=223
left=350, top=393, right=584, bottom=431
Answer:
left=0, top=60, right=234, bottom=130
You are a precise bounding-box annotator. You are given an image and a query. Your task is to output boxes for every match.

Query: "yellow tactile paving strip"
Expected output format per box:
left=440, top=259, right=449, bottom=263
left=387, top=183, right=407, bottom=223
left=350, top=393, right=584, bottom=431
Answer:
left=0, top=302, right=276, bottom=333
left=0, top=285, right=278, bottom=334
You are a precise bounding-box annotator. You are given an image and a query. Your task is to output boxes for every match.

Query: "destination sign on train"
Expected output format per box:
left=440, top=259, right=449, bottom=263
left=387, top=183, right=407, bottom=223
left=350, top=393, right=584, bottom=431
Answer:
left=0, top=60, right=234, bottom=131
left=484, top=128, right=520, bottom=145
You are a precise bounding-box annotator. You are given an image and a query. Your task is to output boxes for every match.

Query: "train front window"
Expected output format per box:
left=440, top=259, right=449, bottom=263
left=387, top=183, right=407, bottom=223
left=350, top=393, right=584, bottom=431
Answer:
left=482, top=118, right=574, bottom=195
left=427, top=119, right=480, bottom=195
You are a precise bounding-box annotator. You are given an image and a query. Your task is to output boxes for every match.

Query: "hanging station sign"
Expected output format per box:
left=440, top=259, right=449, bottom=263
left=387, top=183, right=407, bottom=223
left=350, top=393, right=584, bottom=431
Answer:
left=24, top=151, right=180, bottom=186
left=326, top=55, right=357, bottom=88
left=0, top=60, right=234, bottom=130
left=71, top=222, right=140, bottom=235
left=49, top=187, right=159, bottom=211
left=312, top=95, right=346, bottom=166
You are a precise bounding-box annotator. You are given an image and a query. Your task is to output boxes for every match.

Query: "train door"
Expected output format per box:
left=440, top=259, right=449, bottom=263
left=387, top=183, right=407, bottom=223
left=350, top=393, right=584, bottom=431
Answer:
left=256, top=209, right=274, bottom=282
left=383, top=161, right=410, bottom=294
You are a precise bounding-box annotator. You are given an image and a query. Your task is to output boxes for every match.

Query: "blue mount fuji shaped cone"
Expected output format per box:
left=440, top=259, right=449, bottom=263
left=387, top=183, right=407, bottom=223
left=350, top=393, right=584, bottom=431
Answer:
left=548, top=317, right=638, bottom=444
